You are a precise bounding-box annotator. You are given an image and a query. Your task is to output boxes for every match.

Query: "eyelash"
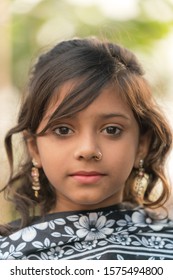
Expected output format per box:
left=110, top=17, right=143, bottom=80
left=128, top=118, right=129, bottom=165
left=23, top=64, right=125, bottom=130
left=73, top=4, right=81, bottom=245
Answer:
left=53, top=125, right=122, bottom=137
left=53, top=126, right=74, bottom=136
left=102, top=126, right=122, bottom=136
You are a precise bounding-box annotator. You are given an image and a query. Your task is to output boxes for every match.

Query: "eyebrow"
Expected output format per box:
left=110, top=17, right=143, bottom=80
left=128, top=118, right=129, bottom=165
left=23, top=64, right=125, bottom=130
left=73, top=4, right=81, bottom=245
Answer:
left=44, top=112, right=131, bottom=123
left=97, top=113, right=130, bottom=121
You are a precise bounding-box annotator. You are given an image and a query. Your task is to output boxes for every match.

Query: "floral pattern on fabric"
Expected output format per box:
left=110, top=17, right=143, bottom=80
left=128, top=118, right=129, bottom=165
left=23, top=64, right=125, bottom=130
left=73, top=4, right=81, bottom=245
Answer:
left=0, top=205, right=173, bottom=260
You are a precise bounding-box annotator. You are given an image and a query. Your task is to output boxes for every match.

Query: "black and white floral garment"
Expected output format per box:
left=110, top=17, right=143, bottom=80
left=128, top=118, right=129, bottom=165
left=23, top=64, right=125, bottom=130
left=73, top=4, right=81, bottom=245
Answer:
left=0, top=204, right=173, bottom=260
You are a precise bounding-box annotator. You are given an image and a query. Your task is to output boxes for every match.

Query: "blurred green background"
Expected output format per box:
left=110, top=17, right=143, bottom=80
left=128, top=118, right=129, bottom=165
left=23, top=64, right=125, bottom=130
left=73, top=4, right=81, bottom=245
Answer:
left=0, top=0, right=173, bottom=222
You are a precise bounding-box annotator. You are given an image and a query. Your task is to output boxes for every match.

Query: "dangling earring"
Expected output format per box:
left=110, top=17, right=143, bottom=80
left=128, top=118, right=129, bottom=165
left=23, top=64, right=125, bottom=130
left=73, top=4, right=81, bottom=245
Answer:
left=131, top=159, right=150, bottom=204
left=31, top=159, right=41, bottom=198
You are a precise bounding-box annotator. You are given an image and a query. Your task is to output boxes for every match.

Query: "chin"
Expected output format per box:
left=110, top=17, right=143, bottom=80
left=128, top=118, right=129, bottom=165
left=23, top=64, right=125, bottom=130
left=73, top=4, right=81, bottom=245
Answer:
left=72, top=197, right=109, bottom=209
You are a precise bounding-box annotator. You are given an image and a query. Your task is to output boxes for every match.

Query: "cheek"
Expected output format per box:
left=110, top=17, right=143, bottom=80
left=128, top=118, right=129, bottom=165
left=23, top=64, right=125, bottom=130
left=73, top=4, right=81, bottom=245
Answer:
left=39, top=150, right=66, bottom=188
left=36, top=139, right=67, bottom=175
left=105, top=137, right=139, bottom=175
left=108, top=153, right=135, bottom=174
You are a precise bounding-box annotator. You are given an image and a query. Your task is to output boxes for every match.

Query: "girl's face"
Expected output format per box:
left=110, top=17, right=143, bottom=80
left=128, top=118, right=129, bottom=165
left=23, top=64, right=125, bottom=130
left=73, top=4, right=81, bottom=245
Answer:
left=28, top=82, right=149, bottom=212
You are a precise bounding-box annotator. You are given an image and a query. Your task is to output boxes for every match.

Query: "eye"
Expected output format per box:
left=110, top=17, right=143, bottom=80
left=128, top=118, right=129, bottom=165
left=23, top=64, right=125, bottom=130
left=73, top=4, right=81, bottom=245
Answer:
left=53, top=126, right=74, bottom=136
left=102, top=126, right=122, bottom=136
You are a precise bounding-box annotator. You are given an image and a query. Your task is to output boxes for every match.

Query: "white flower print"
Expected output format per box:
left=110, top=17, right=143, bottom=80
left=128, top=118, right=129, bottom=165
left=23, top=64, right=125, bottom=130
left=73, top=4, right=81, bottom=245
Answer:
left=48, top=218, right=66, bottom=230
left=0, top=243, right=26, bottom=259
left=74, top=212, right=115, bottom=241
left=32, top=237, right=56, bottom=250
left=148, top=236, right=165, bottom=249
left=0, top=250, right=15, bottom=260
left=116, top=233, right=131, bottom=245
left=9, top=222, right=48, bottom=242
left=0, top=207, right=172, bottom=260
left=131, top=210, right=167, bottom=231
left=117, top=214, right=133, bottom=227
left=47, top=246, right=64, bottom=260
left=82, top=240, right=98, bottom=250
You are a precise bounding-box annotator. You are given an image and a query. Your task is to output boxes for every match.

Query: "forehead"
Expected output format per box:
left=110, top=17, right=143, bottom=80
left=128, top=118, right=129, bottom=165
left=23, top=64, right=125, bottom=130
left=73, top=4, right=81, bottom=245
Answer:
left=45, top=80, right=134, bottom=121
left=47, top=80, right=77, bottom=114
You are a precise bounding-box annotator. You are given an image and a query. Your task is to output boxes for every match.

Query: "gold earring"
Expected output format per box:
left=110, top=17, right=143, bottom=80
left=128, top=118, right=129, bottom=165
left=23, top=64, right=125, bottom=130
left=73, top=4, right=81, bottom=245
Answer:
left=31, top=159, right=41, bottom=198
left=131, top=159, right=150, bottom=204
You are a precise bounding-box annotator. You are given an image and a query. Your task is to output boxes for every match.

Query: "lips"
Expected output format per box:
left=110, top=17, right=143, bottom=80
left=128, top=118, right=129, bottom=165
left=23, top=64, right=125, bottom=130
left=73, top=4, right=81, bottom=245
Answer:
left=69, top=171, right=106, bottom=184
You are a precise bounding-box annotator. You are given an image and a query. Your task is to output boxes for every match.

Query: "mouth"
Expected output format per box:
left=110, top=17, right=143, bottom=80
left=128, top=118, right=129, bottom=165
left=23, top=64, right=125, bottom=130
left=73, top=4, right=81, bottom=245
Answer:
left=69, top=171, right=107, bottom=184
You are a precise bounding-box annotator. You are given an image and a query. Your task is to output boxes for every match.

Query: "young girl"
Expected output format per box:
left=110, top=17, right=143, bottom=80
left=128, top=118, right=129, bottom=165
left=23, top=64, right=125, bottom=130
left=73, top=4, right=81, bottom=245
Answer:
left=0, top=37, right=172, bottom=260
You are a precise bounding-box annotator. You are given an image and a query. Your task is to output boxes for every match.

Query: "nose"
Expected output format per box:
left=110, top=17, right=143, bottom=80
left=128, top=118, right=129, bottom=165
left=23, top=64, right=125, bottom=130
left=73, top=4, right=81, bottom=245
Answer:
left=74, top=133, right=102, bottom=161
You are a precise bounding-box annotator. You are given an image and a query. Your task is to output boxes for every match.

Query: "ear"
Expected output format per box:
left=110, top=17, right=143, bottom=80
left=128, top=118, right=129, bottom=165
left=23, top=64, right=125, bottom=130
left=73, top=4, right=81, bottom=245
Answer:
left=23, top=130, right=42, bottom=167
left=134, top=131, right=151, bottom=168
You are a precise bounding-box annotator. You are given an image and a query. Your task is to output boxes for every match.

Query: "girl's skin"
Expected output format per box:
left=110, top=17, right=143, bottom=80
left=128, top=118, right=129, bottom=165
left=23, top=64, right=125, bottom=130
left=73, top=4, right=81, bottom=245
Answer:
left=27, top=81, right=149, bottom=213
